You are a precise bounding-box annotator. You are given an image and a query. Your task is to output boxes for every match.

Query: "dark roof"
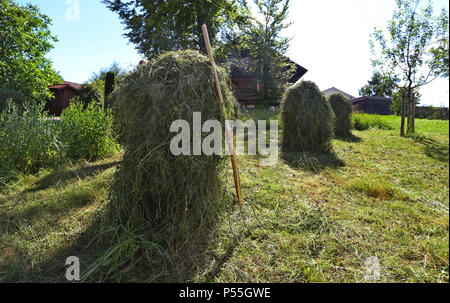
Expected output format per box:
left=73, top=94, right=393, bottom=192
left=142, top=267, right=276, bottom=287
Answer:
left=229, top=54, right=307, bottom=83
left=49, top=81, right=81, bottom=91
left=287, top=59, right=308, bottom=83
left=352, top=96, right=393, bottom=103
left=323, top=87, right=355, bottom=100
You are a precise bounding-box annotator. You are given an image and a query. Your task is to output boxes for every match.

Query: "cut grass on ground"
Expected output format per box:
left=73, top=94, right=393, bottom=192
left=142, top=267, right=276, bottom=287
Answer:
left=0, top=114, right=448, bottom=282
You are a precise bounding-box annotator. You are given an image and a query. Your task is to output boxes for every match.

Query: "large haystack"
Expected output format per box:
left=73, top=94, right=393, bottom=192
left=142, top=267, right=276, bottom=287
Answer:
left=107, top=50, right=236, bottom=232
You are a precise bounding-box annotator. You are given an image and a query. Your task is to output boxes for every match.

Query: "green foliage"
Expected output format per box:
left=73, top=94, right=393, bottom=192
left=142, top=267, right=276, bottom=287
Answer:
left=430, top=9, right=449, bottom=78
left=352, top=113, right=395, bottom=130
left=0, top=0, right=62, bottom=100
left=77, top=84, right=102, bottom=108
left=371, top=0, right=448, bottom=86
left=282, top=81, right=335, bottom=153
left=0, top=101, right=62, bottom=174
left=390, top=89, right=421, bottom=115
left=370, top=0, right=449, bottom=134
left=247, top=0, right=295, bottom=102
left=60, top=102, right=119, bottom=161
left=104, top=72, right=116, bottom=109
left=328, top=93, right=353, bottom=137
left=102, top=0, right=250, bottom=57
left=0, top=87, right=26, bottom=112
left=359, top=71, right=399, bottom=97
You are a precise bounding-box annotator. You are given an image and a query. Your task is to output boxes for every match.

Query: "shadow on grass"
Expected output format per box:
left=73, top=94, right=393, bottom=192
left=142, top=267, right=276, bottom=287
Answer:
left=2, top=190, right=237, bottom=283
left=282, top=150, right=345, bottom=173
left=335, top=133, right=362, bottom=143
left=23, top=161, right=120, bottom=193
left=412, top=135, right=449, bottom=163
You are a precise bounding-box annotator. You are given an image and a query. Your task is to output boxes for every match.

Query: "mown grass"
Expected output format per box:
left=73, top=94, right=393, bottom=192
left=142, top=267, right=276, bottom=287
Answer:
left=0, top=114, right=448, bottom=283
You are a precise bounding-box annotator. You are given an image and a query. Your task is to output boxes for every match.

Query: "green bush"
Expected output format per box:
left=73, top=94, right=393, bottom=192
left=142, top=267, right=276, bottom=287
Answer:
left=0, top=88, right=26, bottom=113
left=282, top=81, right=335, bottom=153
left=328, top=93, right=353, bottom=137
left=0, top=102, right=62, bottom=174
left=104, top=71, right=116, bottom=109
left=352, top=113, right=394, bottom=130
left=60, top=101, right=119, bottom=161
left=77, top=84, right=102, bottom=108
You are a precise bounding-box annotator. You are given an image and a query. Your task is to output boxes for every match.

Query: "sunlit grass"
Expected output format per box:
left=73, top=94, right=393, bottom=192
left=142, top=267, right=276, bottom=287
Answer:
left=0, top=113, right=448, bottom=283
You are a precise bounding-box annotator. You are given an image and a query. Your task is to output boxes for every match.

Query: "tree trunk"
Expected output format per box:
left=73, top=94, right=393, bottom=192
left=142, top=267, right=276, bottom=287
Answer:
left=406, top=85, right=414, bottom=135
left=411, top=93, right=416, bottom=133
left=400, top=90, right=407, bottom=137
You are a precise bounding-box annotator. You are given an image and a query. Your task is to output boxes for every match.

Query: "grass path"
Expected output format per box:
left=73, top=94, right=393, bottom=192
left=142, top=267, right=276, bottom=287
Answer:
left=0, top=116, right=448, bottom=282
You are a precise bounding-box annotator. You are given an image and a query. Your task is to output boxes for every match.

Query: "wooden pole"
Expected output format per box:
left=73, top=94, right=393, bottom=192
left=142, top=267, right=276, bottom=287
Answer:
left=202, top=24, right=243, bottom=207
left=411, top=93, right=416, bottom=133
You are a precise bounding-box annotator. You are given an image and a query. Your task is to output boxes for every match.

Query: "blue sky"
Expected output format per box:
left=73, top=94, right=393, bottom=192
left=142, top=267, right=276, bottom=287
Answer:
left=19, top=0, right=449, bottom=106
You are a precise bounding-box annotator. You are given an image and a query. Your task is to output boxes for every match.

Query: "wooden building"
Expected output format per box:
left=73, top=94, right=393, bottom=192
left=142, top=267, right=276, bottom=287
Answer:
left=231, top=56, right=307, bottom=108
left=44, top=81, right=81, bottom=116
left=351, top=96, right=393, bottom=115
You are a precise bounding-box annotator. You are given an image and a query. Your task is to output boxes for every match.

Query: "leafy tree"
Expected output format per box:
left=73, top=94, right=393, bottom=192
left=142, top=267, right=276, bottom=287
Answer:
left=88, top=61, right=128, bottom=101
left=370, top=0, right=449, bottom=136
left=390, top=88, right=421, bottom=115
left=102, top=0, right=249, bottom=57
left=359, top=72, right=399, bottom=97
left=89, top=61, right=128, bottom=83
left=77, top=84, right=102, bottom=109
left=0, top=0, right=62, bottom=101
left=247, top=0, right=295, bottom=102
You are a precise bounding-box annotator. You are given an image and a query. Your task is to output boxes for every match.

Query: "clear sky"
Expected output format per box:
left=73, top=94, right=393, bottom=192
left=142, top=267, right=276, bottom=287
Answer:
left=19, top=0, right=449, bottom=106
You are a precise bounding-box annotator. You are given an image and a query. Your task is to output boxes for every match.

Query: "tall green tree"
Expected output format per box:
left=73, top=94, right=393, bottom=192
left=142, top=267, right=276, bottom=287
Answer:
left=102, top=0, right=249, bottom=57
left=0, top=0, right=62, bottom=101
left=359, top=72, right=399, bottom=97
left=247, top=0, right=295, bottom=102
left=370, top=0, right=449, bottom=136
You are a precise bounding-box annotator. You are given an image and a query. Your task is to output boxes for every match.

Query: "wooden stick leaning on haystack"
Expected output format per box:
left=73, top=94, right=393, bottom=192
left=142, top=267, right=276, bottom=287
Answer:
left=202, top=24, right=243, bottom=207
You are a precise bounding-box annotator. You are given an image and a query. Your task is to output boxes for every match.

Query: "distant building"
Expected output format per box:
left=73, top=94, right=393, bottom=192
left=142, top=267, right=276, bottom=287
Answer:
left=352, top=96, right=393, bottom=115
left=44, top=81, right=81, bottom=116
left=231, top=55, right=307, bottom=108
left=322, top=87, right=355, bottom=100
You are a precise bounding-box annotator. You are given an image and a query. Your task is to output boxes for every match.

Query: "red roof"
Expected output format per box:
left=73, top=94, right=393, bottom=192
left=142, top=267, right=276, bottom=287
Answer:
left=49, top=81, right=81, bottom=91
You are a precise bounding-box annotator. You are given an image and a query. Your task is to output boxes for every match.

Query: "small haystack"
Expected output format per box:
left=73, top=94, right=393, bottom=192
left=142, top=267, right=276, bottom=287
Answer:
left=282, top=81, right=335, bottom=153
left=328, top=92, right=353, bottom=137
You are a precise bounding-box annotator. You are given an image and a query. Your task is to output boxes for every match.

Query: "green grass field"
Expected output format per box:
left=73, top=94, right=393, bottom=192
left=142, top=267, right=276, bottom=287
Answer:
left=0, top=113, right=448, bottom=282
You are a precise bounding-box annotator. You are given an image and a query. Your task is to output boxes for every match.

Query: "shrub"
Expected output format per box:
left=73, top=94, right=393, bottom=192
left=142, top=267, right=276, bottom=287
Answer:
left=352, top=113, right=394, bottom=130
left=104, top=71, right=116, bottom=109
left=282, top=81, right=335, bottom=153
left=60, top=101, right=119, bottom=161
left=328, top=93, right=353, bottom=137
left=0, top=88, right=26, bottom=113
left=77, top=84, right=102, bottom=108
left=0, top=102, right=62, bottom=174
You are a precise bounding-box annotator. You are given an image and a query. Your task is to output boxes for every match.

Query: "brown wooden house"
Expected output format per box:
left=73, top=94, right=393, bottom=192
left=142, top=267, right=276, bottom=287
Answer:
left=44, top=81, right=81, bottom=116
left=230, top=56, right=307, bottom=108
left=351, top=96, right=393, bottom=115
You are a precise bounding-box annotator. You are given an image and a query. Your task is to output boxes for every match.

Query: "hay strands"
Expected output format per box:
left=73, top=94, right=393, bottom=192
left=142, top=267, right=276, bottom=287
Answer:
left=202, top=24, right=243, bottom=208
